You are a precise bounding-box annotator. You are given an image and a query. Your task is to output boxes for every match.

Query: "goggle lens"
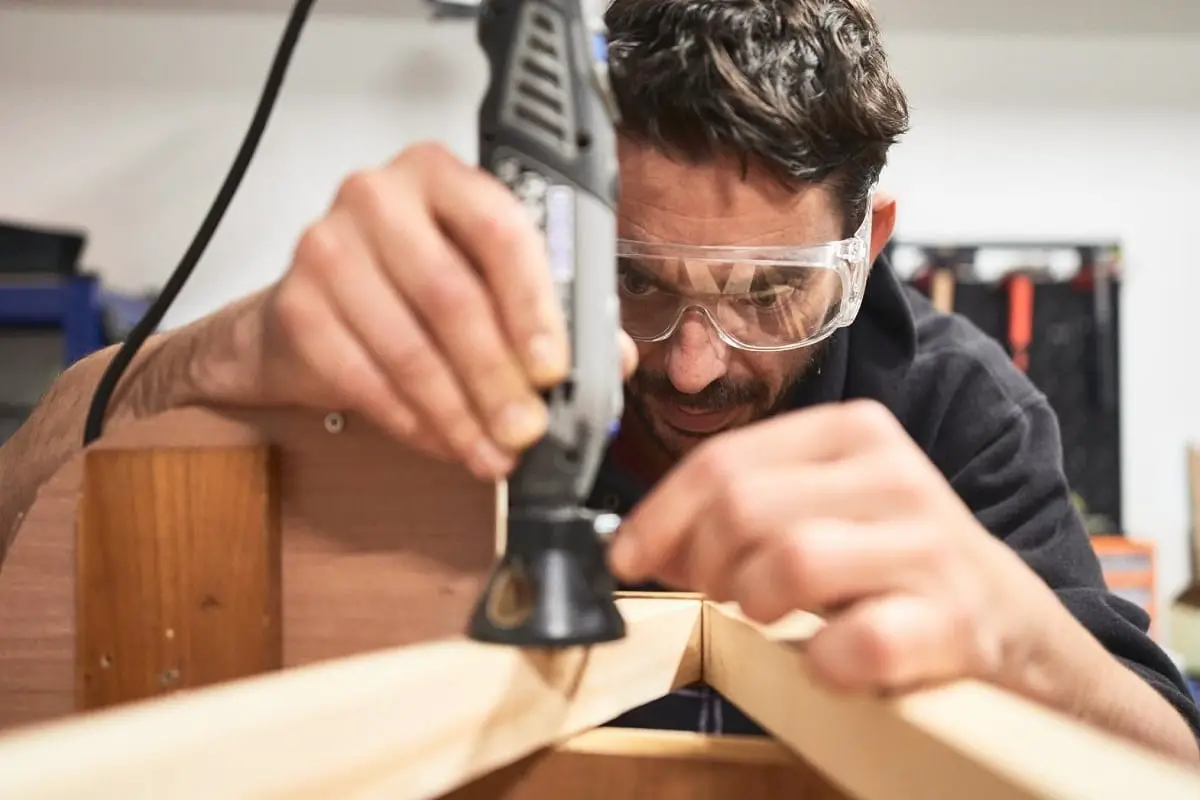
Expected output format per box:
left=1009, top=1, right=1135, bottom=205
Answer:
left=618, top=258, right=847, bottom=351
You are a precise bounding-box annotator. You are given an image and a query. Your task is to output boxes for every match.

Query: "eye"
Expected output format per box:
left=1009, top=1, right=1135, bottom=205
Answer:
left=618, top=260, right=657, bottom=296
left=749, top=292, right=781, bottom=308
left=743, top=285, right=793, bottom=309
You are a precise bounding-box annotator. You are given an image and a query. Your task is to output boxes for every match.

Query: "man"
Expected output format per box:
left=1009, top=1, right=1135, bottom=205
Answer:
left=1, top=0, right=1197, bottom=760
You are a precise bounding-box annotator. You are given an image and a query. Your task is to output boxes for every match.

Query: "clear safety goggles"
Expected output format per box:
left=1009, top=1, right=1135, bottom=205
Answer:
left=616, top=197, right=874, bottom=352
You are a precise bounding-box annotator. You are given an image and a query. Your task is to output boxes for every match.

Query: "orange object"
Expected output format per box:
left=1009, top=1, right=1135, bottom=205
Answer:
left=1091, top=536, right=1158, bottom=637
left=1007, top=273, right=1035, bottom=371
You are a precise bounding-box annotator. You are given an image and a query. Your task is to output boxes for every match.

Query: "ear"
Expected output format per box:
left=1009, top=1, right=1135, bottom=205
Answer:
left=868, top=191, right=898, bottom=263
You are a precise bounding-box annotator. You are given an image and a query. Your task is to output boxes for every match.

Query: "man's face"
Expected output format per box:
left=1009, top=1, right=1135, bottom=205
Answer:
left=616, top=141, right=886, bottom=464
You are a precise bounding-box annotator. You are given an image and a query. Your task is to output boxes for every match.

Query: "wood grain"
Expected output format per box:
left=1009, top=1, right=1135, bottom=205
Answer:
left=76, top=446, right=280, bottom=710
left=0, top=406, right=499, bottom=730
left=703, top=602, right=1200, bottom=800
left=0, top=597, right=702, bottom=800
left=443, top=727, right=851, bottom=800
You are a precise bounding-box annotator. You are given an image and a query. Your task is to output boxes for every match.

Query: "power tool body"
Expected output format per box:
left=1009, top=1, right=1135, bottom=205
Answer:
left=430, top=0, right=628, bottom=647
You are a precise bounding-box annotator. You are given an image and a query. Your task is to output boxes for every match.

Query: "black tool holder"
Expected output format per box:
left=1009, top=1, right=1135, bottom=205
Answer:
left=467, top=506, right=626, bottom=647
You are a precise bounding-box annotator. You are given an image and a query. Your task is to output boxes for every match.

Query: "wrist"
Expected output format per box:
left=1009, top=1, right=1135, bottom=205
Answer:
left=174, top=290, right=269, bottom=409
left=995, top=583, right=1082, bottom=711
left=984, top=542, right=1092, bottom=712
left=104, top=291, right=264, bottom=425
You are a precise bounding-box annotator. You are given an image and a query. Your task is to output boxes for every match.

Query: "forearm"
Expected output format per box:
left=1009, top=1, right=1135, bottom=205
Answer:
left=1020, top=596, right=1200, bottom=763
left=1070, top=633, right=1200, bottom=763
left=0, top=308, right=228, bottom=562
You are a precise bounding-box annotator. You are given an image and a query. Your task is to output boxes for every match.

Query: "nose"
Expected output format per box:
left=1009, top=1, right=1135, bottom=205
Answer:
left=664, top=310, right=730, bottom=394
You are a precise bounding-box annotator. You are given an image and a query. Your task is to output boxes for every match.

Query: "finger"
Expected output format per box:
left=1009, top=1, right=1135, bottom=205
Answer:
left=697, top=398, right=908, bottom=481
left=682, top=488, right=780, bottom=601
left=405, top=144, right=570, bottom=387
left=295, top=212, right=515, bottom=480
left=334, top=172, right=549, bottom=455
left=611, top=404, right=902, bottom=581
left=612, top=449, right=924, bottom=585
left=733, top=518, right=944, bottom=623
left=268, top=279, right=425, bottom=451
left=805, top=593, right=966, bottom=694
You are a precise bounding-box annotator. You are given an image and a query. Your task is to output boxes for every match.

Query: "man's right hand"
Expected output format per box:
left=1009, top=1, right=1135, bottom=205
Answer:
left=200, top=142, right=637, bottom=480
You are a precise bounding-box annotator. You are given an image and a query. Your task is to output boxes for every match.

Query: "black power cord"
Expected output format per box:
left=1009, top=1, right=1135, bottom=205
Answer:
left=82, top=0, right=317, bottom=446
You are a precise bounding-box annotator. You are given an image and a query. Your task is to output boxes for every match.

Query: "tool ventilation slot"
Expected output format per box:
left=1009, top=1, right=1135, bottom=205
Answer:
left=503, top=0, right=577, bottom=158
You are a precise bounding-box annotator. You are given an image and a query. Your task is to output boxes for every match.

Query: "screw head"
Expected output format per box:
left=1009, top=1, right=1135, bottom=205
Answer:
left=323, top=412, right=346, bottom=434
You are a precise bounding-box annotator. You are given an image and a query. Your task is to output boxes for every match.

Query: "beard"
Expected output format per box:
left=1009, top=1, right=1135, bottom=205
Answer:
left=625, top=338, right=832, bottom=462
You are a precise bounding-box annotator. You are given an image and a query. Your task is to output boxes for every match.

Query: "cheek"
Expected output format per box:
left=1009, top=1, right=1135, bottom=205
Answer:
left=736, top=352, right=794, bottom=393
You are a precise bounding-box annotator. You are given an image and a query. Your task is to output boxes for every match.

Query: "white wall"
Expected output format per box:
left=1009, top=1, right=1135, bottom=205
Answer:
left=1, top=4, right=1198, bottom=617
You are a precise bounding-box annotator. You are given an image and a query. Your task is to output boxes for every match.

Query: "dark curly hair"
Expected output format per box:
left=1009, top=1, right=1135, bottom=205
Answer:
left=605, top=0, right=910, bottom=235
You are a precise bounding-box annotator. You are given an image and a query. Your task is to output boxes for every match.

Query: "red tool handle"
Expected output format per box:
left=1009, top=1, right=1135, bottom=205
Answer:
left=1008, top=274, right=1034, bottom=372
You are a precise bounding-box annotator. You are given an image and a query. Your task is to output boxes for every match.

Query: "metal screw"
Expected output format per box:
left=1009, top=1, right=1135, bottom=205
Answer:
left=164, top=628, right=175, bottom=640
left=159, top=668, right=181, bottom=688
left=323, top=412, right=345, bottom=434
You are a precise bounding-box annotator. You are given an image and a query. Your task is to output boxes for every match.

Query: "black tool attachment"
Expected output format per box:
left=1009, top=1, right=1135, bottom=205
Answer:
left=467, top=506, right=625, bottom=647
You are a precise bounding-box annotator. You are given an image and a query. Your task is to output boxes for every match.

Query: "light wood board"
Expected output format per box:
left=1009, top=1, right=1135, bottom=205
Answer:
left=0, top=597, right=701, bottom=799
left=704, top=602, right=1200, bottom=800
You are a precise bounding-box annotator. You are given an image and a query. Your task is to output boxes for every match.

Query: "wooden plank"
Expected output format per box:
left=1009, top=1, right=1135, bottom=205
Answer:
left=703, top=602, right=1200, bottom=800
left=76, top=446, right=281, bottom=710
left=0, top=597, right=702, bottom=800
left=443, top=727, right=851, bottom=800
left=614, top=590, right=705, bottom=601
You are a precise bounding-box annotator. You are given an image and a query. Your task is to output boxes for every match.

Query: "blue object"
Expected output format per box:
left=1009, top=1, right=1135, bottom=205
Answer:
left=0, top=275, right=107, bottom=366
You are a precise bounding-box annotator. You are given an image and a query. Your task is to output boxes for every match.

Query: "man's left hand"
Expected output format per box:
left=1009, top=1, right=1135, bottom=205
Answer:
left=608, top=399, right=1061, bottom=696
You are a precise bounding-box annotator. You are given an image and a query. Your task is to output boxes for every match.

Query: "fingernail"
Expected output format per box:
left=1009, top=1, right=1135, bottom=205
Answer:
left=528, top=333, right=565, bottom=382
left=495, top=401, right=547, bottom=448
left=468, top=439, right=513, bottom=480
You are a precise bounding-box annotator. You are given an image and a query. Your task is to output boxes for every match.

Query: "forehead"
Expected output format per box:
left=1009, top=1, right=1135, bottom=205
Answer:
left=616, top=139, right=845, bottom=247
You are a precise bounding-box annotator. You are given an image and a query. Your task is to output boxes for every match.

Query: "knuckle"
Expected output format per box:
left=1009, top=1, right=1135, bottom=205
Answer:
left=381, top=346, right=473, bottom=437
left=419, top=269, right=480, bottom=318
left=910, top=525, right=951, bottom=572
left=857, top=624, right=906, bottom=682
left=873, top=452, right=925, bottom=500
left=336, top=169, right=390, bottom=217
left=397, top=140, right=454, bottom=169
left=269, top=279, right=323, bottom=342
left=689, top=439, right=734, bottom=487
left=474, top=182, right=537, bottom=248
left=442, top=415, right=486, bottom=453
left=739, top=592, right=778, bottom=624
left=841, top=398, right=897, bottom=439
left=387, top=336, right=443, bottom=384
left=293, top=220, right=345, bottom=275
left=472, top=352, right=529, bottom=408
left=944, top=602, right=975, bottom=644
left=717, top=477, right=763, bottom=542
left=483, top=203, right=533, bottom=250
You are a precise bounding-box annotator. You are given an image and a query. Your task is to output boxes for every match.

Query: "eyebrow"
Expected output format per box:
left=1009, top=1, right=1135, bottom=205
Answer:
left=620, top=257, right=815, bottom=295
